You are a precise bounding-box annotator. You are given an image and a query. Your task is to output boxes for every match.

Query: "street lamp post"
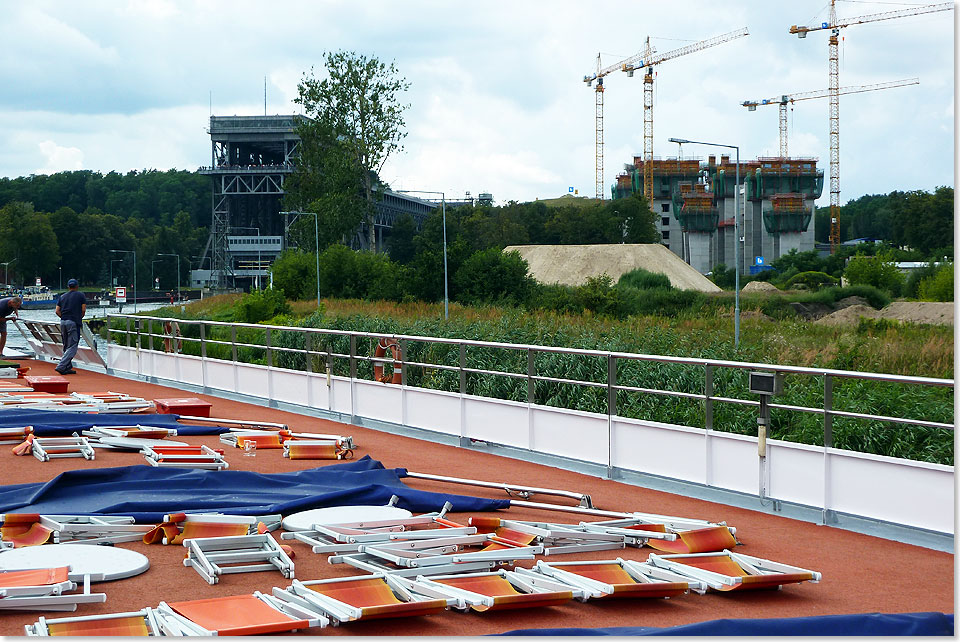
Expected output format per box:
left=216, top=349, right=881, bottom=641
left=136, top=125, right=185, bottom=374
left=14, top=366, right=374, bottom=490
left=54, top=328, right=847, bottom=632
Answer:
left=668, top=137, right=741, bottom=350
left=158, top=253, right=180, bottom=302
left=110, top=259, right=122, bottom=289
left=399, top=190, right=448, bottom=320
left=279, top=212, right=321, bottom=309
left=58, top=266, right=62, bottom=291
left=1, top=259, right=17, bottom=288
left=109, top=249, right=137, bottom=313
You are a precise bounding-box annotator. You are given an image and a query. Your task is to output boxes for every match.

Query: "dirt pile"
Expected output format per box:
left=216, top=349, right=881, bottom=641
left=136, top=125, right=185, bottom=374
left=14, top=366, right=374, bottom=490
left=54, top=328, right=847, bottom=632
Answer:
left=815, top=304, right=879, bottom=326
left=816, top=301, right=953, bottom=326
left=741, top=281, right=781, bottom=294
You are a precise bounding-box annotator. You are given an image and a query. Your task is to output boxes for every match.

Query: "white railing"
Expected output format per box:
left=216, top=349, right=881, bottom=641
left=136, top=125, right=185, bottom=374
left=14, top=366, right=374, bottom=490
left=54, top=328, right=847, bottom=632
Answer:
left=105, top=315, right=955, bottom=536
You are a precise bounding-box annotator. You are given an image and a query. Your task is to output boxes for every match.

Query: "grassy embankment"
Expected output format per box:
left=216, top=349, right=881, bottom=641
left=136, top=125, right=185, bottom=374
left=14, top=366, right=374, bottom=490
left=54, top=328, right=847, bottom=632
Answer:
left=127, top=293, right=954, bottom=465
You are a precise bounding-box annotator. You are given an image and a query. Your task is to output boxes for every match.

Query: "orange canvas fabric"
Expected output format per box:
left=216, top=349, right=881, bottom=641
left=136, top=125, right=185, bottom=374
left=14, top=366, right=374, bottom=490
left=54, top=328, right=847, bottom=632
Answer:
left=564, top=562, right=637, bottom=585
left=1, top=513, right=53, bottom=547
left=0, top=566, right=70, bottom=587
left=169, top=521, right=249, bottom=545
left=309, top=577, right=402, bottom=607
left=673, top=554, right=748, bottom=577
left=647, top=526, right=737, bottom=553
left=285, top=442, right=338, bottom=459
left=46, top=615, right=150, bottom=636
left=168, top=594, right=310, bottom=635
left=237, top=434, right=283, bottom=449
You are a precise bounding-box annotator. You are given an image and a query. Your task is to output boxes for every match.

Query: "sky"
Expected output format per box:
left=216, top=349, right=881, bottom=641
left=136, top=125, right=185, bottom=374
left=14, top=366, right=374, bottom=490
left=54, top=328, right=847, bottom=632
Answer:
left=0, top=0, right=954, bottom=208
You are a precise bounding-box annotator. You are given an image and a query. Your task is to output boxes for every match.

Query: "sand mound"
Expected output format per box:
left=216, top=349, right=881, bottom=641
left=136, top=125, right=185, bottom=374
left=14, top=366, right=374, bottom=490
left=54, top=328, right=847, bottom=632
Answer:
left=741, top=281, right=781, bottom=294
left=503, top=244, right=721, bottom=292
left=815, top=304, right=879, bottom=326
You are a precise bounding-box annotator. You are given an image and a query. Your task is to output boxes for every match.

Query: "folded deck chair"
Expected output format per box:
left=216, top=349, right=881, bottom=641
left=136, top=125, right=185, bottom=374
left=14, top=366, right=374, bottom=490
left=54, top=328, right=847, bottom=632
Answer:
left=143, top=512, right=270, bottom=545
left=141, top=444, right=228, bottom=470
left=154, top=592, right=326, bottom=635
left=332, top=533, right=541, bottom=578
left=579, top=514, right=739, bottom=553
left=0, top=425, right=33, bottom=445
left=469, top=517, right=626, bottom=555
left=182, top=533, right=295, bottom=584
left=2, top=514, right=152, bottom=547
left=282, top=439, right=354, bottom=460
left=517, top=558, right=703, bottom=600
left=646, top=550, right=821, bottom=594
left=83, top=425, right=178, bottom=440
left=0, top=566, right=106, bottom=612
left=282, top=500, right=473, bottom=554
left=396, top=569, right=576, bottom=612
left=32, top=436, right=95, bottom=462
left=24, top=607, right=162, bottom=636
left=274, top=574, right=451, bottom=624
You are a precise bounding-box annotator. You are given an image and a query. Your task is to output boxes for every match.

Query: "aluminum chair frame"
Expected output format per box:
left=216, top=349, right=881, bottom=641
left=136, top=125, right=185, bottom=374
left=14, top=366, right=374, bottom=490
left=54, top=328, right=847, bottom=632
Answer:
left=182, top=533, right=294, bottom=585
left=646, top=549, right=821, bottom=594
left=24, top=607, right=163, bottom=636
left=0, top=567, right=106, bottom=612
left=31, top=436, right=95, bottom=462
left=154, top=591, right=326, bottom=635
left=141, top=444, right=228, bottom=470
left=396, top=569, right=581, bottom=611
left=517, top=558, right=706, bottom=599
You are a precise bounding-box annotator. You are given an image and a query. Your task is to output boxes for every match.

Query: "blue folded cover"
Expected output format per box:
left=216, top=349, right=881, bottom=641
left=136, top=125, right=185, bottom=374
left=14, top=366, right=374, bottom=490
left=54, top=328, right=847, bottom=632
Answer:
left=499, top=612, right=955, bottom=636
left=0, top=455, right=510, bottom=521
left=0, top=408, right=227, bottom=435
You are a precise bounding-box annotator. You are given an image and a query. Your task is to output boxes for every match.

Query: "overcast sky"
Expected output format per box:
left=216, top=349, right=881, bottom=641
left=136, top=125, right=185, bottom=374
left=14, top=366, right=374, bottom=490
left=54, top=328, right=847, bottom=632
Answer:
left=0, top=1, right=954, bottom=207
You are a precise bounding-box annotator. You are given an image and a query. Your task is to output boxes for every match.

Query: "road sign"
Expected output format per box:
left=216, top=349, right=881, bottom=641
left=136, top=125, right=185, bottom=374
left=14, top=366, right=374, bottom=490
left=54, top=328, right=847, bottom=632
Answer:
left=756, top=256, right=765, bottom=266
left=115, top=287, right=127, bottom=303
left=35, top=278, right=41, bottom=286
left=568, top=186, right=574, bottom=193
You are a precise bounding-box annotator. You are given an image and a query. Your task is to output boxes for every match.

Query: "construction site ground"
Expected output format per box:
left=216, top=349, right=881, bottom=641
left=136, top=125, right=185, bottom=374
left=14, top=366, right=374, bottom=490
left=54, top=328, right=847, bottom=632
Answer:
left=0, top=360, right=953, bottom=636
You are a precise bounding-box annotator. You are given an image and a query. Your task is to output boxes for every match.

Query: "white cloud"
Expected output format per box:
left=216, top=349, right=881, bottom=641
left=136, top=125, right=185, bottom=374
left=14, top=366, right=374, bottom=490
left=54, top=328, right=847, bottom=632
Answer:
left=36, top=141, right=84, bottom=174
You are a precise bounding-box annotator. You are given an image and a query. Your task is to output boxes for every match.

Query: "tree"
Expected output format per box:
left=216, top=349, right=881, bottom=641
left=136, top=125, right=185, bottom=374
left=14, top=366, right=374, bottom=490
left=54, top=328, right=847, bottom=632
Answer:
left=844, top=255, right=904, bottom=296
left=387, top=213, right=417, bottom=264
left=295, top=51, right=410, bottom=252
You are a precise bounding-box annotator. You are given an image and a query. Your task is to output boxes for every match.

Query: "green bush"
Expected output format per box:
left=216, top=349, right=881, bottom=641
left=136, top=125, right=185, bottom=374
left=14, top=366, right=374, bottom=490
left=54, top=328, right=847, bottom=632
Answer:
left=453, top=248, right=535, bottom=305
left=233, top=288, right=291, bottom=324
left=618, top=268, right=672, bottom=290
left=844, top=255, right=904, bottom=296
left=618, top=285, right=706, bottom=317
left=270, top=250, right=317, bottom=300
left=785, top=271, right=839, bottom=291
left=918, top=263, right=953, bottom=302
left=709, top=263, right=736, bottom=289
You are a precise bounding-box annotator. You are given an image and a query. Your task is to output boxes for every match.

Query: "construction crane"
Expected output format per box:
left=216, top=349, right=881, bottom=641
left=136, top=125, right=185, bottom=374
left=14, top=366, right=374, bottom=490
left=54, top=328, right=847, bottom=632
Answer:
left=789, top=1, right=953, bottom=252
left=584, top=27, right=748, bottom=204
left=742, top=78, right=919, bottom=158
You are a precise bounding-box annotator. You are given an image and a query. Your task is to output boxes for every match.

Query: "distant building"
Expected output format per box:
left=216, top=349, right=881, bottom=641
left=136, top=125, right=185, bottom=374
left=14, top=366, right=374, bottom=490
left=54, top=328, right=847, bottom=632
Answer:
left=612, top=154, right=824, bottom=274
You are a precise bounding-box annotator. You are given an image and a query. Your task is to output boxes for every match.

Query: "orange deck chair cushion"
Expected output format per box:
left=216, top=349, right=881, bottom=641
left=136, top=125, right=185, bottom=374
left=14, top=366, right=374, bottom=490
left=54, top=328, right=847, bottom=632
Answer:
left=285, top=442, right=341, bottom=460
left=646, top=525, right=738, bottom=554
left=561, top=563, right=688, bottom=599
left=674, top=554, right=814, bottom=591
left=1, top=514, right=55, bottom=547
left=236, top=434, right=284, bottom=449
left=143, top=513, right=249, bottom=545
left=167, top=594, right=313, bottom=635
left=0, top=566, right=70, bottom=588
left=433, top=574, right=573, bottom=612
left=46, top=615, right=150, bottom=637
left=308, top=577, right=448, bottom=619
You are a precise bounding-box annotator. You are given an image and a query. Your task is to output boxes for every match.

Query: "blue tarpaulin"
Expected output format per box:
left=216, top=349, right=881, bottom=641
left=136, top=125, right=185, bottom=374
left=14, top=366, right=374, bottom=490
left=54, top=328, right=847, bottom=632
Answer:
left=0, top=455, right=510, bottom=522
left=0, top=408, right=227, bottom=436
left=499, top=612, right=955, bottom=636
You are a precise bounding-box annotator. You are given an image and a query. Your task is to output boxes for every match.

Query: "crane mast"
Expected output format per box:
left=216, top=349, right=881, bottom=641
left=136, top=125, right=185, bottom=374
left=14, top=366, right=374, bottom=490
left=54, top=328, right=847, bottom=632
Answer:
left=790, top=0, right=952, bottom=252
left=584, top=27, right=747, bottom=208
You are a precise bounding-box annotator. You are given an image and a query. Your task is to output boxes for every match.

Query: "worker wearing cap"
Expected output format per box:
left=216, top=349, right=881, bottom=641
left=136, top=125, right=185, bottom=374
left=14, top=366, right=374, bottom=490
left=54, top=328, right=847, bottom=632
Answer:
left=0, top=295, right=22, bottom=357
left=55, top=279, right=86, bottom=375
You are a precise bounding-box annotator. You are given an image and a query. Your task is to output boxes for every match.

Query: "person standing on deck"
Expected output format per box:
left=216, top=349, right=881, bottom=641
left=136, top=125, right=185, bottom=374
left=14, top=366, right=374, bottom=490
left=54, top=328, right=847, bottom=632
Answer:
left=0, top=296, right=22, bottom=356
left=55, top=279, right=86, bottom=375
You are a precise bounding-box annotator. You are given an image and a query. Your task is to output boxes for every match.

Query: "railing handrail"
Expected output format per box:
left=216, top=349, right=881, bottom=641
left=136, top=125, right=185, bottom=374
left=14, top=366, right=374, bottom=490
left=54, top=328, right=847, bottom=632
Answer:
left=105, top=313, right=954, bottom=388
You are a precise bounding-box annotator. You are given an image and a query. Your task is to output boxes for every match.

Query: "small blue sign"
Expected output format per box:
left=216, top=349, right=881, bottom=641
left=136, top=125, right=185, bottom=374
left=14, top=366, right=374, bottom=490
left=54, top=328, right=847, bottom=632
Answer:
left=568, top=186, right=574, bottom=193
left=756, top=256, right=765, bottom=266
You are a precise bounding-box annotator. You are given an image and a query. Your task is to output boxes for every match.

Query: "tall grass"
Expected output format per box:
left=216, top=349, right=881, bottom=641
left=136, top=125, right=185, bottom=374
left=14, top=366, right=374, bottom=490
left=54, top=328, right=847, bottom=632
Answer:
left=118, top=295, right=954, bottom=465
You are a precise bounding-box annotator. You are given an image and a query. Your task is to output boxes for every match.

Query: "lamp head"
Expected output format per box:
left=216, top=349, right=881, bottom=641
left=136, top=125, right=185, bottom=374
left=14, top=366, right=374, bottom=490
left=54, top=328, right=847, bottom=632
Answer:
left=668, top=137, right=691, bottom=144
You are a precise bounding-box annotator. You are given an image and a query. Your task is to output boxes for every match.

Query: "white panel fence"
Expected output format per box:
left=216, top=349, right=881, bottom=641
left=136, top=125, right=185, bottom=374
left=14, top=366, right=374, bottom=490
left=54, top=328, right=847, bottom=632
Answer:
left=108, top=338, right=954, bottom=536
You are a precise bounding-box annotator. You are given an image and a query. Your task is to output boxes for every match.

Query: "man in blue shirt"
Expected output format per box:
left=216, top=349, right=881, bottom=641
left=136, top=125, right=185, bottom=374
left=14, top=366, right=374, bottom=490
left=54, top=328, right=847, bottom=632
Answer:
left=0, top=295, right=22, bottom=357
left=55, top=279, right=86, bottom=375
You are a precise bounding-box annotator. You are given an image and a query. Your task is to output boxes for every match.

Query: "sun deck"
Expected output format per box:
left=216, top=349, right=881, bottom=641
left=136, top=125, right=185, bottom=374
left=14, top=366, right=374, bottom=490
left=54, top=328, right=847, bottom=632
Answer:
left=0, top=360, right=953, bottom=635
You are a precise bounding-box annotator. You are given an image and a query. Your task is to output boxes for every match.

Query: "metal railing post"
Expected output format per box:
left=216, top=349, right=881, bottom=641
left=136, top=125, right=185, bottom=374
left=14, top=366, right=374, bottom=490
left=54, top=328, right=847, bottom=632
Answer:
left=349, top=335, right=357, bottom=380
left=147, top=319, right=153, bottom=352
left=231, top=326, right=237, bottom=363
left=527, top=349, right=536, bottom=404
left=459, top=343, right=467, bottom=394
left=823, top=374, right=835, bottom=524
left=607, top=354, right=617, bottom=478
left=704, top=364, right=714, bottom=430
left=400, top=338, right=408, bottom=386
left=265, top=328, right=272, bottom=368
left=199, top=323, right=207, bottom=359
left=304, top=331, right=312, bottom=373
left=125, top=317, right=131, bottom=348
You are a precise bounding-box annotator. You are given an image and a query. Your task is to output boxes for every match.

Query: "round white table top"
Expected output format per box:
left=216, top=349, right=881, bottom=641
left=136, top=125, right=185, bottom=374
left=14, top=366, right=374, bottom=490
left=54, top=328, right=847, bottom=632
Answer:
left=0, top=543, right=150, bottom=581
left=282, top=505, right=413, bottom=531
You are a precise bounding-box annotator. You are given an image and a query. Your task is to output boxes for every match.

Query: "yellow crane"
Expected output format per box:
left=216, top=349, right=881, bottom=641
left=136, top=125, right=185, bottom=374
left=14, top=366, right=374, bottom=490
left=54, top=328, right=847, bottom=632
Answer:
left=742, top=78, right=920, bottom=158
left=584, top=27, right=748, bottom=204
left=789, top=1, right=952, bottom=251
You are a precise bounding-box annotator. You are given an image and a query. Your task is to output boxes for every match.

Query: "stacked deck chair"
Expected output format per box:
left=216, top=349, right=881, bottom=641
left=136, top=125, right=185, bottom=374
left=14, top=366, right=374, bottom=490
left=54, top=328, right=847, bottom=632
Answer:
left=393, top=569, right=577, bottom=612
left=0, top=567, right=106, bottom=612
left=515, top=558, right=705, bottom=600
left=2, top=514, right=153, bottom=547
left=275, top=574, right=451, bottom=624
left=647, top=549, right=821, bottom=593
left=579, top=512, right=739, bottom=553
left=24, top=608, right=163, bottom=636
left=468, top=517, right=628, bottom=555
left=142, top=512, right=279, bottom=546
left=154, top=592, right=326, bottom=635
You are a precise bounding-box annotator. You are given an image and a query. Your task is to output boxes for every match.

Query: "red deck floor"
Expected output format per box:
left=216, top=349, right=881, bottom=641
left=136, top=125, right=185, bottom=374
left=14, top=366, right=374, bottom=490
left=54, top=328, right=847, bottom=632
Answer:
left=0, top=360, right=953, bottom=635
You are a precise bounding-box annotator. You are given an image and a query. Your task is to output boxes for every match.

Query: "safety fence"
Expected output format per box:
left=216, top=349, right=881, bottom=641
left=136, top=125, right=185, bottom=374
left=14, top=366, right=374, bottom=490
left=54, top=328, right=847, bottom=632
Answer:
left=105, top=314, right=955, bottom=535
